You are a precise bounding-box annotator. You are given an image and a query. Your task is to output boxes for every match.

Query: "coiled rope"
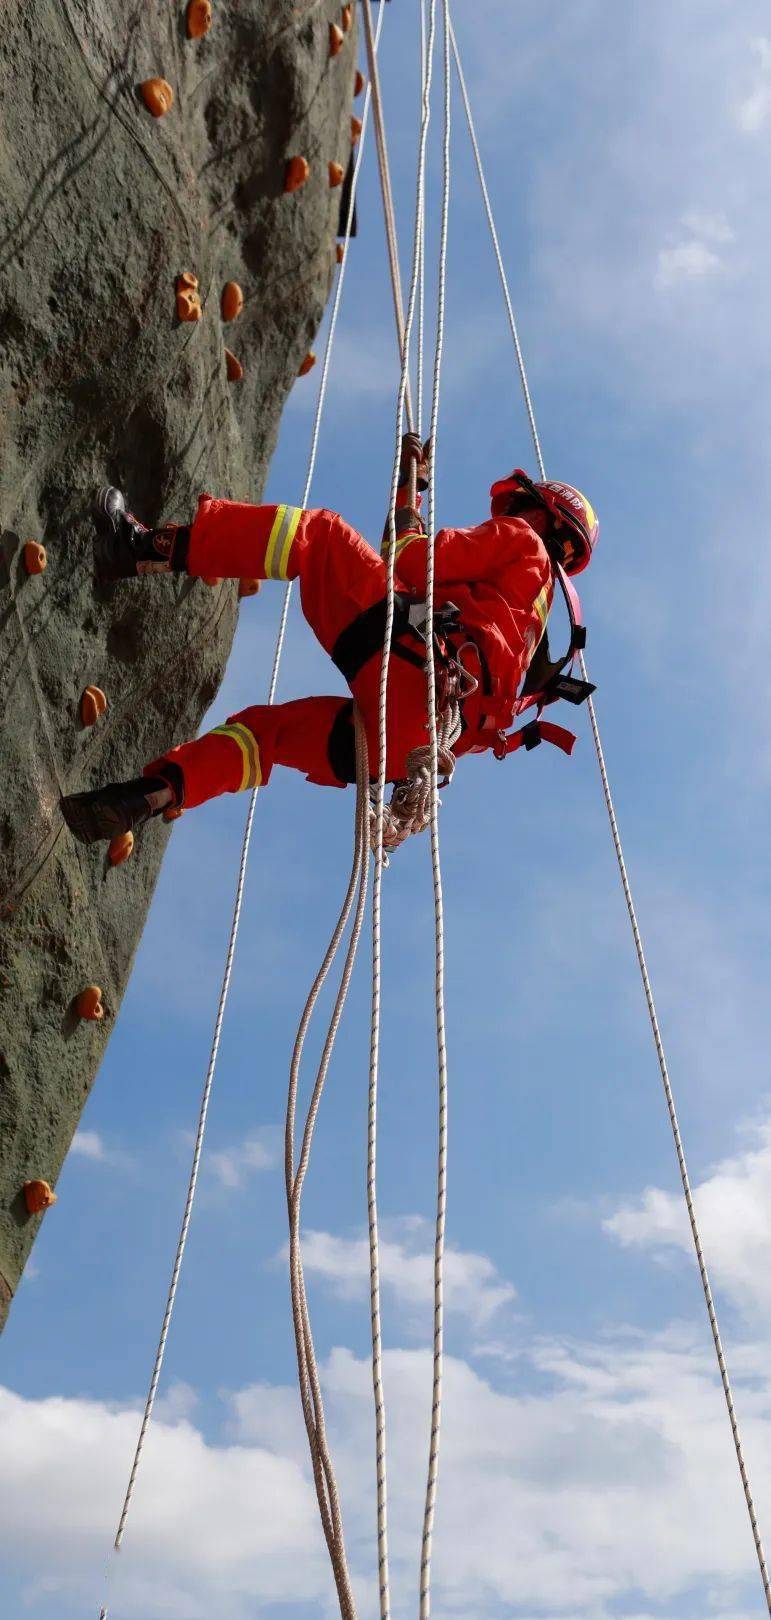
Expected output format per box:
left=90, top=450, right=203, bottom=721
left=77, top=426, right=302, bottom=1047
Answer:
left=449, top=12, right=771, bottom=1611
left=97, top=11, right=388, bottom=1613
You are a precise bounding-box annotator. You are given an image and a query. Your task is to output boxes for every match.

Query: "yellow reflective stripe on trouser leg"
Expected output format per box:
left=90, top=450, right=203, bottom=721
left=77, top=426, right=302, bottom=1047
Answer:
left=211, top=722, right=262, bottom=790
left=264, top=505, right=302, bottom=580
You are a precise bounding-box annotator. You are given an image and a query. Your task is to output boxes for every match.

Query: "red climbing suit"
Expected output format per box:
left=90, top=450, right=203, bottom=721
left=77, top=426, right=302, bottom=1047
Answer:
left=145, top=496, right=554, bottom=807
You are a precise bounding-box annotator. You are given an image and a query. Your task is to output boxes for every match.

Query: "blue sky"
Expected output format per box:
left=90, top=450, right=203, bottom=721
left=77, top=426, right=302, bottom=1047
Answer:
left=4, top=3, right=771, bottom=1616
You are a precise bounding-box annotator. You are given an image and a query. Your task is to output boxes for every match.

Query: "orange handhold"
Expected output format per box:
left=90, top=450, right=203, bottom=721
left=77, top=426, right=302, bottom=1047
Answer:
left=354, top=69, right=365, bottom=97
left=176, top=272, right=202, bottom=321
left=298, top=351, right=316, bottom=377
left=225, top=348, right=243, bottom=382
left=329, top=22, right=344, bottom=56
left=80, top=685, right=107, bottom=727
left=186, top=0, right=212, bottom=38
left=221, top=281, right=244, bottom=322
left=328, top=161, right=344, bottom=188
left=163, top=805, right=184, bottom=822
left=284, top=155, right=310, bottom=193
left=336, top=242, right=345, bottom=264
left=23, top=541, right=47, bottom=575
left=176, top=287, right=202, bottom=322
left=75, top=985, right=104, bottom=1022
left=141, top=77, right=174, bottom=118
left=201, top=575, right=222, bottom=587
left=108, top=831, right=134, bottom=866
left=350, top=115, right=362, bottom=143
left=238, top=578, right=261, bottom=597
left=341, top=4, right=353, bottom=33
left=23, top=1180, right=57, bottom=1215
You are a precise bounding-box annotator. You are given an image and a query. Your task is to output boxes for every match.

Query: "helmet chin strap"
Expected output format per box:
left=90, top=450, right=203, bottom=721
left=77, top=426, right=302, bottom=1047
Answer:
left=505, top=492, right=570, bottom=568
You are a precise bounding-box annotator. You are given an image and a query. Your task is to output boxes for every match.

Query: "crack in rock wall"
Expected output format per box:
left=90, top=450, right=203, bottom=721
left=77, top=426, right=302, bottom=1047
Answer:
left=0, top=0, right=358, bottom=1328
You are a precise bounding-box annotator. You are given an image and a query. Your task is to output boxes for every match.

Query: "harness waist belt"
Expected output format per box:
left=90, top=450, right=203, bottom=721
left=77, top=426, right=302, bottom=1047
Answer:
left=332, top=592, right=426, bottom=684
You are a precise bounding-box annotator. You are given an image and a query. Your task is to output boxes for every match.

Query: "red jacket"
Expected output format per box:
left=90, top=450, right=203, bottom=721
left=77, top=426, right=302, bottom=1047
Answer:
left=392, top=514, right=554, bottom=752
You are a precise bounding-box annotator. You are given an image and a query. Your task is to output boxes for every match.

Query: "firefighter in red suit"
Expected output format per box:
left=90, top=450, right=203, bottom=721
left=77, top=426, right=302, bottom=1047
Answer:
left=60, top=438, right=598, bottom=846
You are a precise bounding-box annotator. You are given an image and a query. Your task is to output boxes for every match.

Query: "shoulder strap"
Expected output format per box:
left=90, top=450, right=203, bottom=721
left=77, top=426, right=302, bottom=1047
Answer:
left=518, top=562, right=595, bottom=712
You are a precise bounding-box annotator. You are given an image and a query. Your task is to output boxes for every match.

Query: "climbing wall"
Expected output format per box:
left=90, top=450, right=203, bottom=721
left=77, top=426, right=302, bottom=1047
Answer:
left=0, top=0, right=358, bottom=1328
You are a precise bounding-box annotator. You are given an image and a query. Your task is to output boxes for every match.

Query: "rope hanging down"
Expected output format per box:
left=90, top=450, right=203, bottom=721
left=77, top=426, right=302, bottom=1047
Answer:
left=285, top=705, right=371, bottom=1620
left=362, top=0, right=447, bottom=1613
left=417, top=4, right=452, bottom=1614
left=97, top=12, right=388, bottom=1613
left=364, top=0, right=454, bottom=1614
left=448, top=12, right=771, bottom=1612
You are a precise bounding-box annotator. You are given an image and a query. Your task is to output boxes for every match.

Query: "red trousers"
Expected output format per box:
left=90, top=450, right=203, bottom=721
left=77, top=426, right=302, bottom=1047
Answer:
left=145, top=498, right=432, bottom=808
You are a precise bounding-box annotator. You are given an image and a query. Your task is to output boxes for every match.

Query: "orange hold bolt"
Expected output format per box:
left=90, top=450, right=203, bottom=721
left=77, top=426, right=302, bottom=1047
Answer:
left=80, top=686, right=107, bottom=727
left=176, top=273, right=202, bottom=322
left=186, top=0, right=212, bottom=39
left=284, top=156, right=310, bottom=193
left=108, top=831, right=134, bottom=866
left=221, top=281, right=244, bottom=322
left=298, top=352, right=316, bottom=377
left=75, top=985, right=104, bottom=1021
left=224, top=348, right=243, bottom=382
left=328, top=161, right=344, bottom=188
left=24, top=1180, right=57, bottom=1215
left=140, top=77, right=174, bottom=118
left=23, top=541, right=47, bottom=575
left=329, top=22, right=344, bottom=56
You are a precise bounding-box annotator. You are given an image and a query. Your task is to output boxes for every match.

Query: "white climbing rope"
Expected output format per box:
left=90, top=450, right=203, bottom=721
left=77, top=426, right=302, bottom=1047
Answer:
left=449, top=13, right=771, bottom=1611
left=99, top=12, right=388, bottom=1611
left=285, top=705, right=371, bottom=1620
left=362, top=0, right=444, bottom=1613
left=416, top=0, right=427, bottom=437
left=417, top=4, right=452, bottom=1613
left=365, top=1, right=455, bottom=1614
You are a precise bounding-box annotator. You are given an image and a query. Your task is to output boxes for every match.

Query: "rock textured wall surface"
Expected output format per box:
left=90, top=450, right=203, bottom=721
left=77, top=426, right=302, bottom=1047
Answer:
left=0, top=0, right=357, bottom=1327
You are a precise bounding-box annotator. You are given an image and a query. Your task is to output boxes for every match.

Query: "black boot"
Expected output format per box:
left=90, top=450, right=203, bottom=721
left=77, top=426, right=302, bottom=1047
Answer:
left=94, top=487, right=190, bottom=580
left=60, top=776, right=174, bottom=846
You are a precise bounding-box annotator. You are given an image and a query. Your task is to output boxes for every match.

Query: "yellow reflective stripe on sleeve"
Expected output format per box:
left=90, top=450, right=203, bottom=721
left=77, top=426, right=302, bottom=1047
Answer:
left=532, top=583, right=551, bottom=643
left=264, top=504, right=302, bottom=580
left=211, top=722, right=262, bottom=791
left=381, top=530, right=421, bottom=561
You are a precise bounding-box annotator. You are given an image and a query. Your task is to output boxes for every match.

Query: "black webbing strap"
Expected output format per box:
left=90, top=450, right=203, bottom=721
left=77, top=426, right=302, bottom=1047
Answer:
left=331, top=592, right=425, bottom=684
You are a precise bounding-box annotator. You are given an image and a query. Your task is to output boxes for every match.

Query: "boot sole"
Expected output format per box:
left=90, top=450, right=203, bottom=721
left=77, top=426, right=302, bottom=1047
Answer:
left=93, top=487, right=136, bottom=581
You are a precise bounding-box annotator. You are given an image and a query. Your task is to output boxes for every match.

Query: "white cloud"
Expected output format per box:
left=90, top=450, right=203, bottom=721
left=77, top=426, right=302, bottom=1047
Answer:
left=682, top=210, right=734, bottom=246
left=208, top=1131, right=277, bottom=1189
left=656, top=239, right=723, bottom=289
left=294, top=1217, right=516, bottom=1330
left=0, top=1383, right=326, bottom=1620
left=71, top=1130, right=106, bottom=1161
left=69, top=1129, right=132, bottom=1170
left=736, top=37, right=771, bottom=132
left=2, top=1339, right=769, bottom=1619
left=605, top=1115, right=771, bottom=1323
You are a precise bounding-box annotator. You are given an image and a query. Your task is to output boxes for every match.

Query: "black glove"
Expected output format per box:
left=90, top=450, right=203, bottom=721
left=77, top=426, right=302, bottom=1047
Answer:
left=397, top=434, right=432, bottom=492
left=382, top=505, right=426, bottom=550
